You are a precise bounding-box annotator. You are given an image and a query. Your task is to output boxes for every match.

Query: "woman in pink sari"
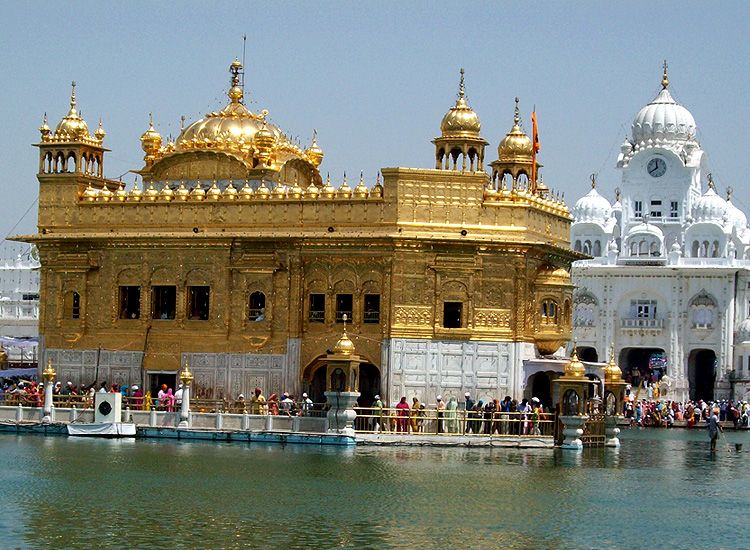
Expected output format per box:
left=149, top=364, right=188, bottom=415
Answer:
left=165, top=388, right=175, bottom=412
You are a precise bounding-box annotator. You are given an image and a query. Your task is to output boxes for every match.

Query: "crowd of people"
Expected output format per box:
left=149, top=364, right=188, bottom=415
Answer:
left=624, top=395, right=750, bottom=429
left=358, top=392, right=553, bottom=436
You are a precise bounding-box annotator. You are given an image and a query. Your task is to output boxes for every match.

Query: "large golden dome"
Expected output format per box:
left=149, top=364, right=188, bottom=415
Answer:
left=439, top=69, right=481, bottom=136
left=53, top=82, right=91, bottom=140
left=498, top=97, right=533, bottom=162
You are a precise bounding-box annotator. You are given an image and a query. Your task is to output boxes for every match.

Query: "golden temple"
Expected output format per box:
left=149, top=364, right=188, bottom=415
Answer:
left=17, top=60, right=577, bottom=404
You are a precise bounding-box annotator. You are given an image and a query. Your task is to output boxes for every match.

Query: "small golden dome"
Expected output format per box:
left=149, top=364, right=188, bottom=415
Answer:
left=94, top=117, right=106, bottom=141
left=535, top=265, right=571, bottom=285
left=332, top=319, right=356, bottom=356
left=305, top=130, right=324, bottom=168
left=159, top=183, right=174, bottom=201
left=128, top=181, right=143, bottom=201
left=98, top=185, right=112, bottom=202
left=144, top=181, right=159, bottom=201
left=440, top=69, right=481, bottom=136
left=206, top=181, right=222, bottom=200
left=190, top=181, right=206, bottom=201
left=604, top=346, right=623, bottom=385
left=140, top=114, right=162, bottom=155
left=255, top=180, right=271, bottom=200
left=288, top=175, right=303, bottom=199
left=271, top=181, right=287, bottom=199
left=353, top=172, right=369, bottom=199
left=175, top=181, right=190, bottom=201
left=370, top=172, right=383, bottom=198
left=498, top=97, right=533, bottom=162
left=320, top=174, right=336, bottom=199
left=54, top=82, right=91, bottom=140
left=305, top=181, right=319, bottom=199
left=239, top=181, right=254, bottom=200
left=564, top=347, right=586, bottom=378
left=223, top=181, right=238, bottom=200
left=39, top=113, right=51, bottom=140
left=336, top=174, right=352, bottom=199
left=114, top=183, right=128, bottom=202
left=82, top=183, right=98, bottom=202
left=484, top=183, right=498, bottom=201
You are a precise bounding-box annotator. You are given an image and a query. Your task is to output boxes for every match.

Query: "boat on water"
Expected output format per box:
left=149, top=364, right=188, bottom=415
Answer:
left=66, top=393, right=136, bottom=438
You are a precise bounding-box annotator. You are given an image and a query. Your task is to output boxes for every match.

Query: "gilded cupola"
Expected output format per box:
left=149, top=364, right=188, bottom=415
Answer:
left=53, top=82, right=91, bottom=141
left=432, top=69, right=488, bottom=172
left=140, top=114, right=162, bottom=165
left=497, top=97, right=533, bottom=163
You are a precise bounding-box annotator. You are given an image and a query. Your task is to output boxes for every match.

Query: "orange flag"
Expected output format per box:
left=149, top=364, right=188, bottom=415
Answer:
left=531, top=110, right=540, bottom=192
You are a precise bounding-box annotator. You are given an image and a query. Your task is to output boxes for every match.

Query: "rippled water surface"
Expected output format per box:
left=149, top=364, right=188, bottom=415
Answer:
left=0, top=428, right=748, bottom=549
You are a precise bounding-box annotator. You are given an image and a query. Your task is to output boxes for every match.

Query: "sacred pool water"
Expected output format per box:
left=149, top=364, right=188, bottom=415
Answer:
left=0, top=429, right=747, bottom=548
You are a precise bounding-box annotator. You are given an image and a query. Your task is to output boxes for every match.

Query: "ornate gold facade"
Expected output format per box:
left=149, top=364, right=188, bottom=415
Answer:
left=17, top=62, right=577, bottom=403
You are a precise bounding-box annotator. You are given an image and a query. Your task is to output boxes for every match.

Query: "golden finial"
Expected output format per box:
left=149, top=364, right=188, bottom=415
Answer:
left=95, top=116, right=105, bottom=140
left=458, top=68, right=465, bottom=99
left=332, top=313, right=356, bottom=356
left=661, top=60, right=669, bottom=89
left=513, top=96, right=520, bottom=125
left=70, top=81, right=77, bottom=109
left=180, top=358, right=194, bottom=385
left=42, top=357, right=56, bottom=381
left=39, top=112, right=50, bottom=138
left=590, top=173, right=596, bottom=189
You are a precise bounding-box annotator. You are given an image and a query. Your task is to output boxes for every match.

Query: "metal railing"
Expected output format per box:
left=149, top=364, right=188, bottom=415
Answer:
left=621, top=318, right=663, bottom=328
left=353, top=407, right=556, bottom=437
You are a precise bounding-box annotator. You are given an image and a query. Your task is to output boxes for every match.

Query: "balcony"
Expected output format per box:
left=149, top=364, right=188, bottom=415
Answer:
left=621, top=318, right=663, bottom=329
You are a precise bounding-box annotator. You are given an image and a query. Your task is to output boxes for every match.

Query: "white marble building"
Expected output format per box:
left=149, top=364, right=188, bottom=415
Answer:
left=0, top=243, right=40, bottom=365
left=570, top=66, right=750, bottom=402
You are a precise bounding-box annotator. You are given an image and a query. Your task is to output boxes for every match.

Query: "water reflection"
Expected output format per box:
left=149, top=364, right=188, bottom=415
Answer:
left=0, top=429, right=747, bottom=548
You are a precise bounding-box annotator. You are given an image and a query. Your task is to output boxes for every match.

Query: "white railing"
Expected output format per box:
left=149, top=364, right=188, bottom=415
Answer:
left=621, top=318, right=663, bottom=329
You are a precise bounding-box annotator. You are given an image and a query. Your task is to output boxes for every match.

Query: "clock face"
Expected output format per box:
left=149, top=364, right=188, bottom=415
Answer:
left=647, top=157, right=667, bottom=178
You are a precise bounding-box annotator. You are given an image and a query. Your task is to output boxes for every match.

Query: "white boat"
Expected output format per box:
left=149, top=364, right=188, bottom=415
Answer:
left=67, top=422, right=136, bottom=437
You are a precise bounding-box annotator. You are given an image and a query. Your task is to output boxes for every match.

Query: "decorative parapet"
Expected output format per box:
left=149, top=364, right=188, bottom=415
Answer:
left=393, top=305, right=432, bottom=327
left=473, top=308, right=512, bottom=329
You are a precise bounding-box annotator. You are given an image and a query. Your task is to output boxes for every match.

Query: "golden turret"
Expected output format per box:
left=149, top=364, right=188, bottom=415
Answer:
left=223, top=181, right=238, bottom=200
left=336, top=174, right=352, bottom=199
left=564, top=346, right=586, bottom=378
left=140, top=113, right=162, bottom=164
left=332, top=314, right=356, bottom=356
left=190, top=181, right=206, bottom=201
left=94, top=117, right=106, bottom=142
left=39, top=113, right=51, bottom=141
left=497, top=97, right=533, bottom=162
left=54, top=81, right=91, bottom=140
left=174, top=181, right=190, bottom=201
left=603, top=345, right=623, bottom=385
left=320, top=174, right=336, bottom=199
left=239, top=181, right=254, bottom=200
left=206, top=181, right=222, bottom=201
left=305, top=129, right=324, bottom=167
left=353, top=172, right=369, bottom=199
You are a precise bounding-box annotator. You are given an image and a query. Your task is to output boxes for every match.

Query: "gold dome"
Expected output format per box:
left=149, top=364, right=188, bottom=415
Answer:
left=604, top=346, right=623, bottom=385
left=336, top=174, right=352, bottom=199
left=271, top=181, right=287, bottom=199
left=535, top=264, right=571, bottom=285
left=439, top=69, right=481, bottom=136
left=255, top=180, right=271, bottom=200
left=239, top=181, right=254, bottom=200
left=305, top=181, right=319, bottom=199
left=81, top=183, right=98, bottom=202
left=144, top=181, right=159, bottom=201
left=159, top=184, right=174, bottom=202
left=140, top=114, right=162, bottom=155
left=114, top=183, right=128, bottom=202
left=94, top=117, right=106, bottom=142
left=305, top=129, right=324, bottom=168
left=371, top=172, right=383, bottom=199
left=498, top=97, right=533, bottom=162
left=320, top=174, right=336, bottom=199
left=223, top=181, right=238, bottom=200
left=128, top=181, right=143, bottom=202
left=54, top=82, right=91, bottom=140
left=564, top=347, right=586, bottom=378
left=174, top=181, right=190, bottom=201
left=353, top=172, right=369, bottom=198
left=190, top=181, right=206, bottom=201
left=98, top=185, right=112, bottom=202
left=332, top=319, right=356, bottom=356
left=206, top=181, right=222, bottom=200
left=288, top=175, right=303, bottom=199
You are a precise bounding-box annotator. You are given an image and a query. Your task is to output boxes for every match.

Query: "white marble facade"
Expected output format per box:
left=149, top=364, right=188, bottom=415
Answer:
left=570, top=69, right=750, bottom=402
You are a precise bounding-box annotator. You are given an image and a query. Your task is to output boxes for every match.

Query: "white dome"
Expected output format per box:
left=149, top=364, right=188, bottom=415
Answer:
left=691, top=185, right=728, bottom=223
left=626, top=221, right=664, bottom=240
left=632, top=88, right=696, bottom=144
left=738, top=318, right=750, bottom=342
left=573, top=186, right=611, bottom=224
left=725, top=197, right=747, bottom=231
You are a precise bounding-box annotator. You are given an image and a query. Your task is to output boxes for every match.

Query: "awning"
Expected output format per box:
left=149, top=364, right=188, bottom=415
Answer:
left=0, top=368, right=38, bottom=378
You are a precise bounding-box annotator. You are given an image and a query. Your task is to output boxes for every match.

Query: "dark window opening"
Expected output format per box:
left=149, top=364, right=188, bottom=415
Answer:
left=22, top=293, right=39, bottom=301
left=71, top=291, right=80, bottom=319
left=364, top=294, right=380, bottom=324
left=119, top=286, right=141, bottom=319
left=248, top=291, right=266, bottom=321
left=336, top=293, right=353, bottom=323
left=151, top=286, right=176, bottom=320
left=188, top=286, right=210, bottom=320
left=309, top=293, right=325, bottom=323
left=443, top=302, right=462, bottom=328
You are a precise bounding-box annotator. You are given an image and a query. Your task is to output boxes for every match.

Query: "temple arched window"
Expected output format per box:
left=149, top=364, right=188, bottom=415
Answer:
left=691, top=241, right=699, bottom=257
left=64, top=290, right=81, bottom=320
left=592, top=240, right=601, bottom=257
left=248, top=291, right=266, bottom=321
left=541, top=299, right=558, bottom=324
left=574, top=240, right=582, bottom=252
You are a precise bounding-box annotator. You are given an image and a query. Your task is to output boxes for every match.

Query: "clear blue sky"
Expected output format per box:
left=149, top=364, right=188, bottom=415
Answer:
left=1, top=1, right=748, bottom=239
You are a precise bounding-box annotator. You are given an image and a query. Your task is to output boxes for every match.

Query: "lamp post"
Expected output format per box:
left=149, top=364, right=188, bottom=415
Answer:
left=178, top=359, right=193, bottom=428
left=41, top=358, right=56, bottom=424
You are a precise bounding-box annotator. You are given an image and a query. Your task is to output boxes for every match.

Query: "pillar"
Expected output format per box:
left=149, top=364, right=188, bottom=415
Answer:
left=41, top=358, right=56, bottom=425
left=178, top=359, right=193, bottom=429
